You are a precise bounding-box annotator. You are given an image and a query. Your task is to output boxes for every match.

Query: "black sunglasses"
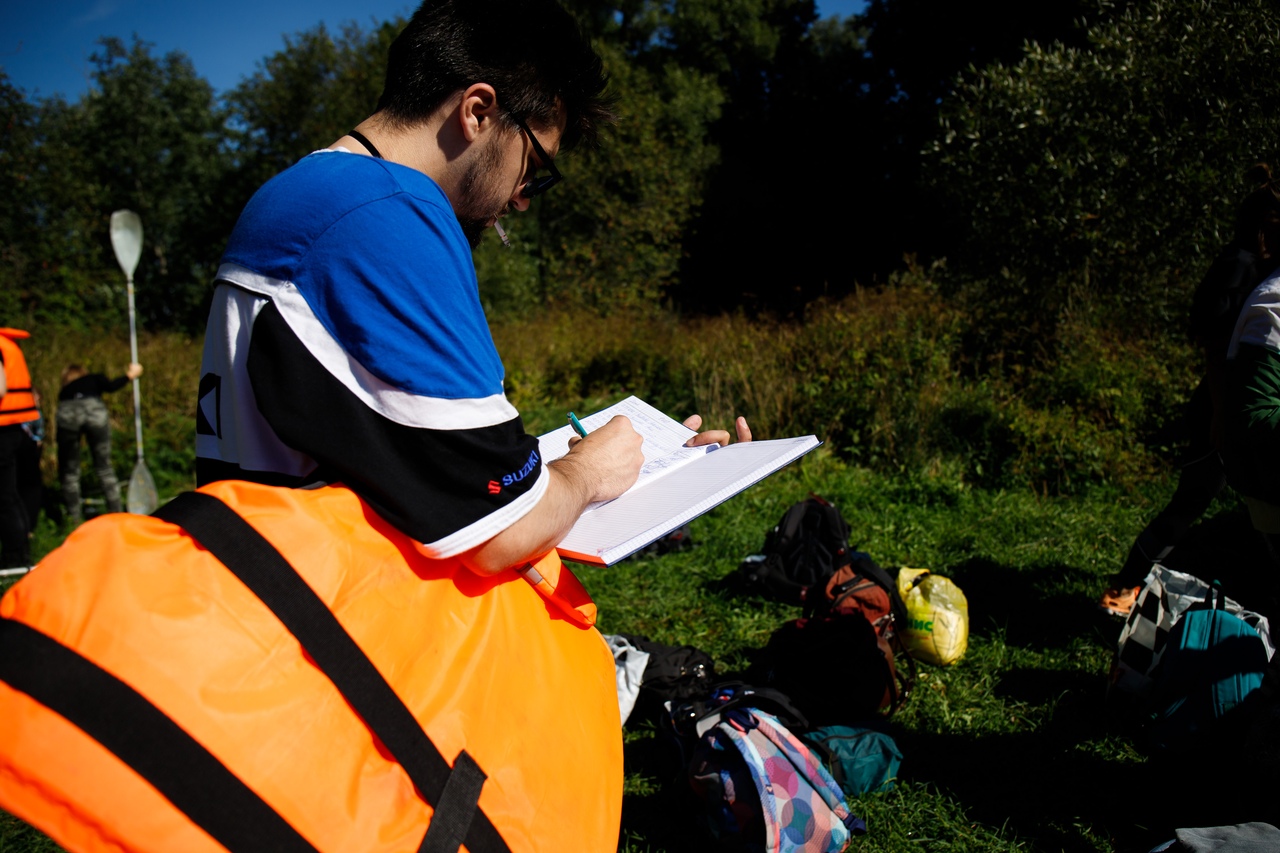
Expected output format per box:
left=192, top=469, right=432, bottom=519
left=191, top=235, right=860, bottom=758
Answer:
left=511, top=115, right=562, bottom=199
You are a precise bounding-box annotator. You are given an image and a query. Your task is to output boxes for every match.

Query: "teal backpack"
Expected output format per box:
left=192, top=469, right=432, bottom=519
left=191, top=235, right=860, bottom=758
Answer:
left=800, top=725, right=902, bottom=796
left=1145, top=586, right=1270, bottom=750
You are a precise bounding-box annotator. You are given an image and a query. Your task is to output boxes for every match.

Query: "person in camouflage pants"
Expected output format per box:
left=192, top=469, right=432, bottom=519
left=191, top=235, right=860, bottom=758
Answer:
left=56, top=362, right=142, bottom=523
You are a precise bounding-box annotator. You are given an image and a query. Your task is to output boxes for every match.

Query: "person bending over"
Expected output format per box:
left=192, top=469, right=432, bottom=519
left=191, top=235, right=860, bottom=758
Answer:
left=56, top=362, right=143, bottom=523
left=196, top=0, right=747, bottom=579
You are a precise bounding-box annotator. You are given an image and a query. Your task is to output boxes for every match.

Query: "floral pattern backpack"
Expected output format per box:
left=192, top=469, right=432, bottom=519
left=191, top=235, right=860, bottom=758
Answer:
left=689, top=703, right=865, bottom=852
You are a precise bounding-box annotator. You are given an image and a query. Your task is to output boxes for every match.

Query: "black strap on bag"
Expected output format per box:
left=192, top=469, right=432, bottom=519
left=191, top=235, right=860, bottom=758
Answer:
left=0, top=491, right=510, bottom=853
left=154, top=492, right=506, bottom=853
left=0, top=617, right=320, bottom=853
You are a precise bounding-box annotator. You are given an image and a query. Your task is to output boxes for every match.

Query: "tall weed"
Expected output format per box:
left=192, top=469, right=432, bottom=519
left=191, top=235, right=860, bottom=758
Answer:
left=494, top=265, right=1189, bottom=495
left=20, top=327, right=200, bottom=499
left=13, top=263, right=1192, bottom=508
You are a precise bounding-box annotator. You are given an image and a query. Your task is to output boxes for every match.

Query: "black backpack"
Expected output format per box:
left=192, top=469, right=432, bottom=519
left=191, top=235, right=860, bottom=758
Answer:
left=754, top=615, right=913, bottom=724
left=734, top=495, right=851, bottom=606
left=617, top=634, right=718, bottom=724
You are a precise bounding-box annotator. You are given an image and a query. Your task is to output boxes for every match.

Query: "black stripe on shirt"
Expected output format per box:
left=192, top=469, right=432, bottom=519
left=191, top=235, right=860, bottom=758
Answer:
left=234, top=303, right=542, bottom=546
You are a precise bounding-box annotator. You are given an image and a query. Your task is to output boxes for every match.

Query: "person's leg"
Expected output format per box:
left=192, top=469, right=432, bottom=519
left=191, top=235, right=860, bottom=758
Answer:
left=0, top=425, right=31, bottom=568
left=82, top=401, right=122, bottom=514
left=1113, top=448, right=1228, bottom=589
left=1107, top=380, right=1224, bottom=606
left=57, top=401, right=87, bottom=523
left=15, top=432, right=43, bottom=531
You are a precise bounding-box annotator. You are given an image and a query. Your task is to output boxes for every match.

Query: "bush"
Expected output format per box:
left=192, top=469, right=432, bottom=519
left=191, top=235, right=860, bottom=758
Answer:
left=927, top=0, right=1280, bottom=349
left=494, top=263, right=1189, bottom=495
left=13, top=261, right=1192, bottom=518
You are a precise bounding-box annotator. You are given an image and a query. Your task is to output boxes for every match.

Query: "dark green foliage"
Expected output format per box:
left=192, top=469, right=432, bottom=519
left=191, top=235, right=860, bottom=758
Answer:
left=927, top=0, right=1280, bottom=354
left=81, top=38, right=235, bottom=330
left=500, top=266, right=1183, bottom=496
left=1, top=40, right=233, bottom=332
left=506, top=0, right=821, bottom=314
left=0, top=72, right=42, bottom=325
left=225, top=21, right=402, bottom=199
left=532, top=37, right=724, bottom=311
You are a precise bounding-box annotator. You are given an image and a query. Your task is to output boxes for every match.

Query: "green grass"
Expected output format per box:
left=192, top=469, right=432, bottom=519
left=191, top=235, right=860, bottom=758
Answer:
left=587, top=452, right=1277, bottom=853
left=4, top=448, right=1275, bottom=852
left=3, top=313, right=1274, bottom=851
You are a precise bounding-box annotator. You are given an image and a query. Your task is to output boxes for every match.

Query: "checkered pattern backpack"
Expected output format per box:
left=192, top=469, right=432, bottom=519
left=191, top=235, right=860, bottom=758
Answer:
left=1110, top=565, right=1274, bottom=701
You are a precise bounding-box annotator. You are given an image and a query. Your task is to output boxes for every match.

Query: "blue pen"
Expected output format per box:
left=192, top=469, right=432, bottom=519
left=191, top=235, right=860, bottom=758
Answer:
left=568, top=412, right=588, bottom=438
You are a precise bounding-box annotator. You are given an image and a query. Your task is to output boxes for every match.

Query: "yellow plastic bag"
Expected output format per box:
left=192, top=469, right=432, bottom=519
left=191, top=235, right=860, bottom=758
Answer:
left=897, top=567, right=969, bottom=665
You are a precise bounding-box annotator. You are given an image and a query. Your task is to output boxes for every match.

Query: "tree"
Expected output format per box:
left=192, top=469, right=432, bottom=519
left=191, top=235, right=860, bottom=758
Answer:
left=2, top=39, right=232, bottom=331
left=926, top=0, right=1280, bottom=351
left=0, top=72, right=41, bottom=324
left=75, top=37, right=233, bottom=329
left=530, top=37, right=725, bottom=311
left=506, top=0, right=820, bottom=314
left=226, top=21, right=400, bottom=197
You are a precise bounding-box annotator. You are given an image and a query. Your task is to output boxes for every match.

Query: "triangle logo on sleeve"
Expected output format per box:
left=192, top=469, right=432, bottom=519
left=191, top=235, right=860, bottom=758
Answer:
left=196, top=373, right=222, bottom=438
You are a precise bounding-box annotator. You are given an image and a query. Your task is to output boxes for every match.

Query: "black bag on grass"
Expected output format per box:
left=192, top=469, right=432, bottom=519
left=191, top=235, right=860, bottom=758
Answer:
left=734, top=495, right=851, bottom=606
left=616, top=634, right=718, bottom=725
left=756, top=615, right=913, bottom=724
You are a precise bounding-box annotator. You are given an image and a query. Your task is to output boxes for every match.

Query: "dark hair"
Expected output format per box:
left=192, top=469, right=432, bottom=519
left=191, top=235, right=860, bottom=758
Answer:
left=376, top=0, right=614, bottom=150
left=61, top=364, right=87, bottom=386
left=1235, top=163, right=1280, bottom=250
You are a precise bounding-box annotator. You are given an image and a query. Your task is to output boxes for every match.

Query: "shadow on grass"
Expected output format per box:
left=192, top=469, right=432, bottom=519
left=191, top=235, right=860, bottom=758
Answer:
left=619, top=509, right=1280, bottom=852
left=949, top=504, right=1280, bottom=650
left=897, top=699, right=1280, bottom=853
left=917, top=518, right=1280, bottom=849
left=948, top=557, right=1106, bottom=649
left=619, top=727, right=710, bottom=853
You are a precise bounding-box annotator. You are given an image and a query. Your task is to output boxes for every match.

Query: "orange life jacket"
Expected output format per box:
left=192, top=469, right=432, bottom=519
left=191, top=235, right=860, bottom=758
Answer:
left=0, top=328, right=37, bottom=427
left=0, top=480, right=622, bottom=853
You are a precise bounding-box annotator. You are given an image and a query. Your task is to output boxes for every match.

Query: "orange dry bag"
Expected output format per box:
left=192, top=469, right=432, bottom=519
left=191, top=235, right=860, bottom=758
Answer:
left=0, top=481, right=622, bottom=853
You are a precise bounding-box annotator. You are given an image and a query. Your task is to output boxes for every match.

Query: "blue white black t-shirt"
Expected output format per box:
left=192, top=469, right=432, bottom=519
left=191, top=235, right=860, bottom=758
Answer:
left=196, top=149, right=547, bottom=557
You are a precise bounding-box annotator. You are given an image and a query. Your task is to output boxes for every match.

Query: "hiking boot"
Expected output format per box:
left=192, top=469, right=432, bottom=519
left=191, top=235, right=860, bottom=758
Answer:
left=1098, top=586, right=1140, bottom=617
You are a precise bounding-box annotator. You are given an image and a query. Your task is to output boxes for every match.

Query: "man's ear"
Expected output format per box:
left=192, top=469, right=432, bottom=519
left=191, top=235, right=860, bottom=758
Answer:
left=458, top=83, right=500, bottom=143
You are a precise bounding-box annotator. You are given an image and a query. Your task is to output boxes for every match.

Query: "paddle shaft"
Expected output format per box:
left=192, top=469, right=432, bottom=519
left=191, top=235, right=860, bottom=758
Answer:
left=126, top=274, right=143, bottom=463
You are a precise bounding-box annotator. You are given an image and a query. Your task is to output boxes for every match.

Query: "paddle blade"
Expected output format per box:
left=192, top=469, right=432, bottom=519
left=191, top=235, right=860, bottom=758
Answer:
left=127, top=460, right=158, bottom=515
left=110, top=210, right=144, bottom=279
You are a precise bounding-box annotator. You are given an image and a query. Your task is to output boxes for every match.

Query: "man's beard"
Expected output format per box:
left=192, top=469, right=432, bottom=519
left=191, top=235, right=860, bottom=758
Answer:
left=456, top=137, right=509, bottom=249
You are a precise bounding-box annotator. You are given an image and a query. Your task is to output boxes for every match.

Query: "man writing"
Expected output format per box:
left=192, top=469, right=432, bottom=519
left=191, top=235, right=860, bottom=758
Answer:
left=0, top=5, right=745, bottom=849
left=196, top=0, right=746, bottom=575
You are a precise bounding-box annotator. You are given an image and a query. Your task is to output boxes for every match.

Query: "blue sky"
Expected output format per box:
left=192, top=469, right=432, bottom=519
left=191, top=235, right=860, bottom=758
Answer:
left=3, top=0, right=867, bottom=102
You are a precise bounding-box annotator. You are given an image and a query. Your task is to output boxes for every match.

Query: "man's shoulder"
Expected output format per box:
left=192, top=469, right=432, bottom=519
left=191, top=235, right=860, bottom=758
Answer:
left=251, top=151, right=450, bottom=219
left=225, top=152, right=463, bottom=277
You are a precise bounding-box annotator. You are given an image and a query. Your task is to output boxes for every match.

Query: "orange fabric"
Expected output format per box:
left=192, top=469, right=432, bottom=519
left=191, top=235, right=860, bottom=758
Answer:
left=0, top=329, right=37, bottom=426
left=517, top=550, right=598, bottom=627
left=0, top=480, right=623, bottom=853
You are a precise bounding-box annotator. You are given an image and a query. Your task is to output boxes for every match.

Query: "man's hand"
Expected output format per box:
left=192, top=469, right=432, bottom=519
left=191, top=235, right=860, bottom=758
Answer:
left=682, top=414, right=752, bottom=448
left=460, top=416, right=643, bottom=575
left=559, top=415, right=645, bottom=502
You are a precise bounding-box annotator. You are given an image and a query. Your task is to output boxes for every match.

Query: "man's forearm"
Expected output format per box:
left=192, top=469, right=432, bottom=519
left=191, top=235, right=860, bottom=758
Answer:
left=459, top=458, right=597, bottom=575
left=461, top=414, right=646, bottom=575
